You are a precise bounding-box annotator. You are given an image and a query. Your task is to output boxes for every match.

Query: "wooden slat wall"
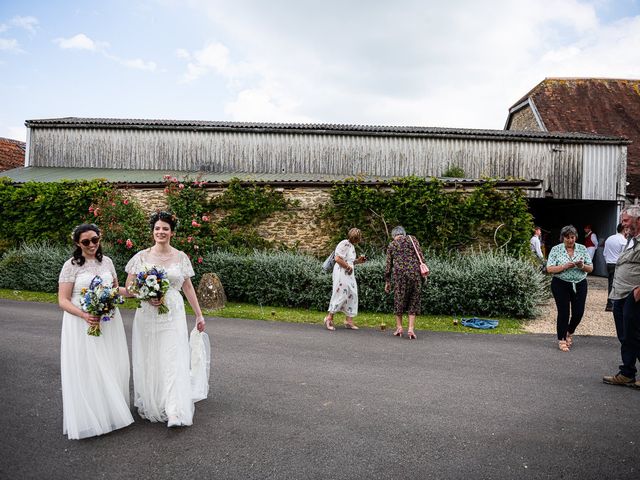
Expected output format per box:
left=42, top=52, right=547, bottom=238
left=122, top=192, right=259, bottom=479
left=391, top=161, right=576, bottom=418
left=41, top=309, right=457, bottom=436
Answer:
left=28, top=127, right=626, bottom=200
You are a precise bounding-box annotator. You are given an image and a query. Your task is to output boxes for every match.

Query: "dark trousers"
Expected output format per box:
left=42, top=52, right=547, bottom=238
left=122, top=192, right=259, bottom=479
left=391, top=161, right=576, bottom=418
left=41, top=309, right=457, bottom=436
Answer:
left=551, top=277, right=588, bottom=340
left=606, top=264, right=616, bottom=308
left=612, top=293, right=640, bottom=378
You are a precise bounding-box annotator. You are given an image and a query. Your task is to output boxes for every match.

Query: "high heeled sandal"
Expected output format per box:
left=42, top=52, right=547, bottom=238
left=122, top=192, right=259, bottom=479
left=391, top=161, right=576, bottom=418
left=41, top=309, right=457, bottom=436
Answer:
left=558, top=340, right=570, bottom=352
left=407, top=330, right=417, bottom=340
left=393, top=327, right=403, bottom=337
left=323, top=316, right=335, bottom=331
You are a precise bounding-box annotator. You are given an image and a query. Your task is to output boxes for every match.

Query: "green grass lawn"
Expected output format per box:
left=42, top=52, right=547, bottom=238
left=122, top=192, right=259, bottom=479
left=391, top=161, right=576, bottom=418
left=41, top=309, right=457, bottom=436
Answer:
left=0, top=288, right=525, bottom=334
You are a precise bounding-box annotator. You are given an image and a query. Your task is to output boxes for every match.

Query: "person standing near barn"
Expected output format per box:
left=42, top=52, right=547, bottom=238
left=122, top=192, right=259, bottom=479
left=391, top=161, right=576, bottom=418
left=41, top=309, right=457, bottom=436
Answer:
left=603, top=223, right=628, bottom=312
left=584, top=224, right=598, bottom=261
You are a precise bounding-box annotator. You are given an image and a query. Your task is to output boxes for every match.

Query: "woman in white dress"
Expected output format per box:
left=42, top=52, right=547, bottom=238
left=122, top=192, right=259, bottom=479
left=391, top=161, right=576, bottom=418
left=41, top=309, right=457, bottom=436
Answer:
left=124, top=212, right=206, bottom=427
left=58, top=224, right=134, bottom=440
left=323, top=228, right=366, bottom=330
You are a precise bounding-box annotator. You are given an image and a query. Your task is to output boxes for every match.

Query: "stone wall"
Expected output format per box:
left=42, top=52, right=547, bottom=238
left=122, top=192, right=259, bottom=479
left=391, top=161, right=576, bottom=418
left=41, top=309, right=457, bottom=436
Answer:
left=122, top=186, right=333, bottom=254
left=507, top=106, right=541, bottom=131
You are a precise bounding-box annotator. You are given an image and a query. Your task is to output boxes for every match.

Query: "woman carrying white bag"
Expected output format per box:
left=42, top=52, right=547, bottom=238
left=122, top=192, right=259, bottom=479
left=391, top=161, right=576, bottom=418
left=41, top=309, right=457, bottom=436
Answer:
left=190, top=328, right=211, bottom=402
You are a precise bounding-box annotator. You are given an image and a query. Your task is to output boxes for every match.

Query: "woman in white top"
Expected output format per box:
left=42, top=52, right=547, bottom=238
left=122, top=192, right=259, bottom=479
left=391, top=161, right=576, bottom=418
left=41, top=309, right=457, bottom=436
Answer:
left=58, top=223, right=134, bottom=439
left=323, top=228, right=366, bottom=331
left=124, top=211, right=206, bottom=427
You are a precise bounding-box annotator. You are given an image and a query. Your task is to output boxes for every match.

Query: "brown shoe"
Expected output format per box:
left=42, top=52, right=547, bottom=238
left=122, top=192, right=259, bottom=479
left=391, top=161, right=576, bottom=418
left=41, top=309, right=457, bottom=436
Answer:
left=603, top=373, right=636, bottom=386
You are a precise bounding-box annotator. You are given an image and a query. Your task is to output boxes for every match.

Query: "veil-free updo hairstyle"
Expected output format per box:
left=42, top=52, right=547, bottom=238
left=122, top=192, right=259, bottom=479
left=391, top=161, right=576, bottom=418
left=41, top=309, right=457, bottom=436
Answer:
left=71, top=223, right=103, bottom=266
left=149, top=211, right=179, bottom=232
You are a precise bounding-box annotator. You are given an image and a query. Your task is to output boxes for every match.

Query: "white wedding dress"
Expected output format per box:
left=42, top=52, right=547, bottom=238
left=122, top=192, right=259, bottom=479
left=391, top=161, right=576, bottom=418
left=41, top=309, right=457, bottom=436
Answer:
left=59, top=257, right=134, bottom=440
left=126, top=250, right=206, bottom=427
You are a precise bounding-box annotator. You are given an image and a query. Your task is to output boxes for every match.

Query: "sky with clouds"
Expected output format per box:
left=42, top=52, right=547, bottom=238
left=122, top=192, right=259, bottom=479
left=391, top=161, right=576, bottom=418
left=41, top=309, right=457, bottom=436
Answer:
left=1, top=0, right=639, bottom=141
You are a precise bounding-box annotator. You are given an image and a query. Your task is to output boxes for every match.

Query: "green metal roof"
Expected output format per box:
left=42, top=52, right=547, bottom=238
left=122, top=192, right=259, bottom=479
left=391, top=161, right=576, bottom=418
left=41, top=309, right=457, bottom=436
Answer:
left=0, top=166, right=542, bottom=189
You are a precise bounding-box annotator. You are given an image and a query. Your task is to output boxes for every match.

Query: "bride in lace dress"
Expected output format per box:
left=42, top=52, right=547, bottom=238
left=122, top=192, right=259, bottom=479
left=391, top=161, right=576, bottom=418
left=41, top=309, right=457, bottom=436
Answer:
left=58, top=224, right=134, bottom=440
left=124, top=212, right=207, bottom=427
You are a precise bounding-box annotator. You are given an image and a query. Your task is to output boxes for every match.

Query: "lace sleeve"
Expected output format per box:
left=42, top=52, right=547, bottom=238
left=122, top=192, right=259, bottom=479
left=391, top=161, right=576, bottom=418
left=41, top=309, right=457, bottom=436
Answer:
left=103, top=256, right=119, bottom=284
left=180, top=252, right=195, bottom=278
left=58, top=259, right=76, bottom=283
left=125, top=252, right=141, bottom=274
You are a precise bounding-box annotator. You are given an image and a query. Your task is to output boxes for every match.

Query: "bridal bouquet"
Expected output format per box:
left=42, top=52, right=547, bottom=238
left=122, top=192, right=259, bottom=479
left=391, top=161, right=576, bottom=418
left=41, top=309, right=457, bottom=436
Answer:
left=80, top=275, right=125, bottom=336
left=128, top=265, right=171, bottom=314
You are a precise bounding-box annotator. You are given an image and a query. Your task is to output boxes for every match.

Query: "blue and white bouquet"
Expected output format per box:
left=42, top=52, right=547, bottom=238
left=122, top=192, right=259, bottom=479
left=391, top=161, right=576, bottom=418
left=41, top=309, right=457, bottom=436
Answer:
left=80, top=275, right=125, bottom=336
left=129, top=265, right=171, bottom=314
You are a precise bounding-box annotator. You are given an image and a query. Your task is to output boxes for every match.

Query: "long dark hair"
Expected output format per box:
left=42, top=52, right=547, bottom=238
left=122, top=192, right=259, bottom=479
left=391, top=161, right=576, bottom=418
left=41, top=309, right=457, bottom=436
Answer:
left=71, top=223, right=103, bottom=266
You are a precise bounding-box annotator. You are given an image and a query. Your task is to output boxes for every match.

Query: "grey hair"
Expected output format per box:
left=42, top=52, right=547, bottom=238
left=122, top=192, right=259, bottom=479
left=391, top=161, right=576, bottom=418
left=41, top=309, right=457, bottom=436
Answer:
left=391, top=226, right=406, bottom=237
left=559, top=225, right=578, bottom=241
left=622, top=205, right=640, bottom=220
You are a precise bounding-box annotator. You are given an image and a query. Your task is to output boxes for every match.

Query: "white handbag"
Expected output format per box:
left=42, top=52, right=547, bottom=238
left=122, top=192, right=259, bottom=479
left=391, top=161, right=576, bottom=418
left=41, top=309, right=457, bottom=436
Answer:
left=190, top=328, right=211, bottom=402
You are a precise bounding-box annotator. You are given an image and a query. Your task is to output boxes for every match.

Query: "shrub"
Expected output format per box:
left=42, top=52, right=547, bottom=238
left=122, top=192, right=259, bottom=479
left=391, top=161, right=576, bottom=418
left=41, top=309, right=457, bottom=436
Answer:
left=1, top=244, right=546, bottom=318
left=0, top=178, right=111, bottom=248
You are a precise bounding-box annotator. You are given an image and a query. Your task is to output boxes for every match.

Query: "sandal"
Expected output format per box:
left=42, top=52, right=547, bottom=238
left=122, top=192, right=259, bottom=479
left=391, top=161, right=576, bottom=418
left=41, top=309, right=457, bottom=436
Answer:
left=558, top=340, right=570, bottom=352
left=566, top=333, right=573, bottom=348
left=323, top=316, right=335, bottom=331
left=393, top=327, right=403, bottom=337
left=407, top=330, right=417, bottom=340
left=344, top=322, right=359, bottom=330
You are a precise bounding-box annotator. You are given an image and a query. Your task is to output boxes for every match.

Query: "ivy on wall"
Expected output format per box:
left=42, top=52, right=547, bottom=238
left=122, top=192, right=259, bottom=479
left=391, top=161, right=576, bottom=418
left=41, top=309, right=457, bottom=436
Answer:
left=323, top=176, right=533, bottom=256
left=0, top=177, right=111, bottom=251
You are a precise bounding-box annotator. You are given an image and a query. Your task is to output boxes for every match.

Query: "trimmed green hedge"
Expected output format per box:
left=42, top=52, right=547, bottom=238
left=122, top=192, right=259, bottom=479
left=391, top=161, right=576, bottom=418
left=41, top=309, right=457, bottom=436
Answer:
left=0, top=244, right=546, bottom=318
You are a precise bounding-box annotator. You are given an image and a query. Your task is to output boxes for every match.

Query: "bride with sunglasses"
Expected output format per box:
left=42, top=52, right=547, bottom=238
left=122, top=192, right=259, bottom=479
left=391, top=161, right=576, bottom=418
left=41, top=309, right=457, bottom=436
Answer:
left=57, top=223, right=134, bottom=439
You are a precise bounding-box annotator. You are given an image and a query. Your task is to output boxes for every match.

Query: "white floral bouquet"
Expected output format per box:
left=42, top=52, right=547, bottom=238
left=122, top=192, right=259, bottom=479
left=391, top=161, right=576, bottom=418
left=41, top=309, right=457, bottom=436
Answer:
left=129, top=265, right=171, bottom=314
left=80, top=275, right=124, bottom=336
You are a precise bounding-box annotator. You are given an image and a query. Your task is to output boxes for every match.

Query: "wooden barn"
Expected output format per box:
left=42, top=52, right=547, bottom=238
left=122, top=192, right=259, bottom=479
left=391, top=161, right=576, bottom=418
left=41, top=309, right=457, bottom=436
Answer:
left=2, top=117, right=629, bottom=274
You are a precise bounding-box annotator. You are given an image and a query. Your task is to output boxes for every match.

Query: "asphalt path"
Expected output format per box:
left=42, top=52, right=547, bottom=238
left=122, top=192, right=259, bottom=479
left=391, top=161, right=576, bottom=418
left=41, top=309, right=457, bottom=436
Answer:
left=0, top=299, right=638, bottom=480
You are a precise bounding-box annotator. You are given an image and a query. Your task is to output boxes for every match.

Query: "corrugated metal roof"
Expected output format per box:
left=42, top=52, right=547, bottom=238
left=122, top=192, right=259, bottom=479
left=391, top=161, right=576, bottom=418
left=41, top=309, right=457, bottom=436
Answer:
left=0, top=166, right=542, bottom=189
left=24, top=117, right=627, bottom=144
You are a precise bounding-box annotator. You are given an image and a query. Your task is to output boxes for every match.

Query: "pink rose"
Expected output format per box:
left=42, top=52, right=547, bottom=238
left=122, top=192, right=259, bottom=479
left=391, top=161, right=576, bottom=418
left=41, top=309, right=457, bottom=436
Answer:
left=202, top=215, right=210, bottom=222
left=197, top=257, right=203, bottom=264
left=178, top=184, right=185, bottom=189
left=187, top=236, right=193, bottom=243
left=123, top=199, right=129, bottom=205
left=191, top=220, right=201, bottom=227
left=125, top=239, right=133, bottom=249
left=117, top=239, right=123, bottom=244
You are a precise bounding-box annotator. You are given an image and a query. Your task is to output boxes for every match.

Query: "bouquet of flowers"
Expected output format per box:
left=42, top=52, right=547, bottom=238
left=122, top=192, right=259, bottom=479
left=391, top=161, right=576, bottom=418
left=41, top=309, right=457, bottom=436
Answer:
left=80, top=275, right=125, bottom=336
left=128, top=265, right=171, bottom=314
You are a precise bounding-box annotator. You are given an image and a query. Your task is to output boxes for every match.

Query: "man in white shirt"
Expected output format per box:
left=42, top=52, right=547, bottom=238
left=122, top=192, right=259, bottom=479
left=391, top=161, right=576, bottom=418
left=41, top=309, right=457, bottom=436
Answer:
left=603, top=223, right=628, bottom=311
left=530, top=226, right=544, bottom=266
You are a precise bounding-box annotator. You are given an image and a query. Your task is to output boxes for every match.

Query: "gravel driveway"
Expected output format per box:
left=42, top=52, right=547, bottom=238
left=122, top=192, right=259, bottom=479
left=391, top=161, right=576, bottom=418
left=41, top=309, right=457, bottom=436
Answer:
left=525, top=275, right=617, bottom=337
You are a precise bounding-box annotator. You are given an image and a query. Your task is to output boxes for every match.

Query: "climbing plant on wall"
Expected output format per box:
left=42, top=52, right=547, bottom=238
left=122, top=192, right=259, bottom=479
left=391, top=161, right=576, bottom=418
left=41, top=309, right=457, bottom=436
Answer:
left=323, top=176, right=533, bottom=256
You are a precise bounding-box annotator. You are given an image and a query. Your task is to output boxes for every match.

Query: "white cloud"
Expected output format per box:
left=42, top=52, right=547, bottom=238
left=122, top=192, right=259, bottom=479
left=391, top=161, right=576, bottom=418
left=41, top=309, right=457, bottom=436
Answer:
left=174, top=0, right=640, bottom=128
left=11, top=16, right=38, bottom=35
left=53, top=33, right=158, bottom=72
left=176, top=48, right=191, bottom=60
left=0, top=24, right=7, bottom=33
left=0, top=38, right=20, bottom=52
left=180, top=42, right=232, bottom=82
left=54, top=33, right=99, bottom=51
left=121, top=58, right=157, bottom=71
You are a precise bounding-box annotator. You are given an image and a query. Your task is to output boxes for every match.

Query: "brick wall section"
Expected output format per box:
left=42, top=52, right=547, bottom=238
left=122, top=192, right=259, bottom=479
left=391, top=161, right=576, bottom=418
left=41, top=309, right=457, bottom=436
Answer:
left=123, top=186, right=333, bottom=254
left=507, top=106, right=541, bottom=131
left=0, top=137, right=25, bottom=171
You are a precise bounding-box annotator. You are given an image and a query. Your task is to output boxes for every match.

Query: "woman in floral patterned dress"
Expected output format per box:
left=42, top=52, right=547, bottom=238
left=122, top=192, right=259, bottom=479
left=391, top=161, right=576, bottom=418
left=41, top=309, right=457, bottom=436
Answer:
left=545, top=225, right=593, bottom=351
left=323, top=228, right=366, bottom=330
left=384, top=226, right=428, bottom=339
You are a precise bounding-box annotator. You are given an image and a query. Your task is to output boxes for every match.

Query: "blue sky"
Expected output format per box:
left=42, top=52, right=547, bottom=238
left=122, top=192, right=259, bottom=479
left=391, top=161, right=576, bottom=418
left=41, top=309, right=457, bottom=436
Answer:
left=1, top=0, right=639, bottom=141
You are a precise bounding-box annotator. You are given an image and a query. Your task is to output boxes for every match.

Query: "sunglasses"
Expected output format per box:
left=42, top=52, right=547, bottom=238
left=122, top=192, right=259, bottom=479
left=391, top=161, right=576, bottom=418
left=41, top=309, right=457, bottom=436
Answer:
left=79, top=236, right=100, bottom=246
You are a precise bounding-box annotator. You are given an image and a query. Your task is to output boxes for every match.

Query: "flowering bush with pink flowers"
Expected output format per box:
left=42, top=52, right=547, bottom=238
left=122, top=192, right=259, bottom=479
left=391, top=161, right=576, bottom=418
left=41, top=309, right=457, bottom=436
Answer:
left=87, top=189, right=149, bottom=257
